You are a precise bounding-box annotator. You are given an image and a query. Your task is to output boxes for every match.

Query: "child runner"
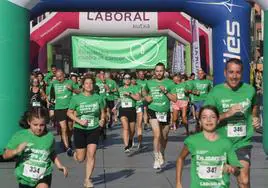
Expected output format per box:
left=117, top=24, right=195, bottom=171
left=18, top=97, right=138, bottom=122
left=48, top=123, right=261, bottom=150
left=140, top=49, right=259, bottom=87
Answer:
left=3, top=107, right=68, bottom=188
left=176, top=105, right=242, bottom=188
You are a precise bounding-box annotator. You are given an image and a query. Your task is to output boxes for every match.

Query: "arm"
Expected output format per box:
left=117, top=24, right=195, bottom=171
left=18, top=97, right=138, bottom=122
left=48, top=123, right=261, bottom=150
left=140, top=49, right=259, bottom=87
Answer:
left=252, top=105, right=261, bottom=129
left=125, top=92, right=141, bottom=101
left=52, top=154, right=68, bottom=177
left=176, top=146, right=190, bottom=188
left=142, top=89, right=153, bottom=103
left=159, top=86, right=177, bottom=102
left=40, top=89, right=48, bottom=101
left=3, top=142, right=27, bottom=160
left=165, top=92, right=177, bottom=103
left=67, top=109, right=87, bottom=126
left=73, top=89, right=81, bottom=94
left=219, top=104, right=243, bottom=122
left=99, top=109, right=106, bottom=127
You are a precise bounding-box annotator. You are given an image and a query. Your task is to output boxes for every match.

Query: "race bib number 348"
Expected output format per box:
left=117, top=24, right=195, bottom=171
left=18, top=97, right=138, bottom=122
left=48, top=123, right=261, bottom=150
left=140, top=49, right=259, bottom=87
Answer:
left=227, top=123, right=246, bottom=137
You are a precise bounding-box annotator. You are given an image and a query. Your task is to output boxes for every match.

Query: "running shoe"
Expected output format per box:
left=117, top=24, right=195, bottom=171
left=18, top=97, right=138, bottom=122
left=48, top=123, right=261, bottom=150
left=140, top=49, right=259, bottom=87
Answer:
left=153, top=158, right=161, bottom=169
left=66, top=148, right=74, bottom=157
left=158, top=152, right=165, bottom=166
left=84, top=179, right=94, bottom=188
left=124, top=146, right=130, bottom=153
left=153, top=153, right=161, bottom=169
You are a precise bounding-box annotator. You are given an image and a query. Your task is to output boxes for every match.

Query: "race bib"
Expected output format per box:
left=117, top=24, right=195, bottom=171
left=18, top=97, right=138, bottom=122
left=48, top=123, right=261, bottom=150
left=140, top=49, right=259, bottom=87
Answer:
left=198, top=165, right=223, bottom=179
left=100, top=88, right=105, bottom=93
left=32, top=102, right=41, bottom=107
left=136, top=107, right=142, bottom=113
left=81, top=115, right=95, bottom=127
left=122, top=101, right=132, bottom=108
left=177, top=93, right=185, bottom=99
left=23, top=164, right=46, bottom=179
left=227, top=123, right=246, bottom=137
left=156, top=112, right=167, bottom=122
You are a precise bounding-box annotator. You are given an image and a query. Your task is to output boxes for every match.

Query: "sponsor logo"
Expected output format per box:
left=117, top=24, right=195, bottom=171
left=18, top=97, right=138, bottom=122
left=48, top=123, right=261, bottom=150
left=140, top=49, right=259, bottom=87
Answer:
left=223, top=20, right=241, bottom=63
left=87, top=12, right=150, bottom=22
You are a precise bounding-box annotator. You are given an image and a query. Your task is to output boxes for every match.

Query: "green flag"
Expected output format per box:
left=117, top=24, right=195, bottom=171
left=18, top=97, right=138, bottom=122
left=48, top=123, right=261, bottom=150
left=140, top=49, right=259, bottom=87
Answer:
left=72, top=36, right=167, bottom=69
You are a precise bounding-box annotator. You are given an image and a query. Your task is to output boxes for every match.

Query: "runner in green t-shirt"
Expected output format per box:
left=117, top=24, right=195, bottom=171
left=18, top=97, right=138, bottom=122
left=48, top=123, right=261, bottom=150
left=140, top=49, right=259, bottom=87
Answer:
left=170, top=74, right=190, bottom=135
left=176, top=105, right=242, bottom=188
left=188, top=69, right=213, bottom=131
left=70, top=73, right=81, bottom=96
left=143, top=63, right=177, bottom=169
left=44, top=64, right=57, bottom=86
left=52, top=70, right=80, bottom=157
left=105, top=72, right=119, bottom=128
left=204, top=58, right=261, bottom=188
left=95, top=70, right=109, bottom=140
left=3, top=108, right=67, bottom=188
left=131, top=74, right=146, bottom=151
left=136, top=70, right=150, bottom=130
left=67, top=74, right=105, bottom=188
left=115, top=73, right=140, bottom=153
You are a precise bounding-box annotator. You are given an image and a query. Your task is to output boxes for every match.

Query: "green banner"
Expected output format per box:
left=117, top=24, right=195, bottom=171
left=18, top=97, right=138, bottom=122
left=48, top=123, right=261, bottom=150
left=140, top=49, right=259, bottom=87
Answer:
left=185, top=44, right=191, bottom=75
left=72, top=36, right=167, bottom=69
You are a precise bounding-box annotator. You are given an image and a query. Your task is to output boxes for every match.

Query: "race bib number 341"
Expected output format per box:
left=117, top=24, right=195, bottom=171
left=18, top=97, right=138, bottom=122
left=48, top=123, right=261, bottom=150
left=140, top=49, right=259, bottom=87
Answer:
left=198, top=165, right=222, bottom=179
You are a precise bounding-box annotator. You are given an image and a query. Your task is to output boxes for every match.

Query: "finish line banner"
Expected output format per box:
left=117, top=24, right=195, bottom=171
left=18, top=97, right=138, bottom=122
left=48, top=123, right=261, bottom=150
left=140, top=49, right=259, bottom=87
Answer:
left=72, top=36, right=167, bottom=69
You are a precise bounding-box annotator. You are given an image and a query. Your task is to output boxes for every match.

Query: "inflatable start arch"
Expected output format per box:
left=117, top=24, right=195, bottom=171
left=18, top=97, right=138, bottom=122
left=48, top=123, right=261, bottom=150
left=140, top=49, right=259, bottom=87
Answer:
left=0, top=0, right=267, bottom=154
left=30, top=12, right=211, bottom=73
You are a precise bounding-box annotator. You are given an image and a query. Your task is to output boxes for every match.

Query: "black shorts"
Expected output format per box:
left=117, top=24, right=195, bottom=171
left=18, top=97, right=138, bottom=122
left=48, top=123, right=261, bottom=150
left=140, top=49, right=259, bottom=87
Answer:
left=236, top=146, right=252, bottom=164
left=106, top=100, right=115, bottom=109
left=148, top=109, right=170, bottom=125
left=19, top=174, right=52, bottom=188
left=74, top=127, right=100, bottom=149
left=54, top=109, right=70, bottom=122
left=119, top=107, right=136, bottom=123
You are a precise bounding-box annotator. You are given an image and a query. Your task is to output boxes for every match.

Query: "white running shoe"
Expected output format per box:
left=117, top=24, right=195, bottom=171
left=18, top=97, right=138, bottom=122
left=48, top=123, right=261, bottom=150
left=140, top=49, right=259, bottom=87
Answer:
left=153, top=159, right=161, bottom=169
left=153, top=152, right=161, bottom=169
left=158, top=152, right=165, bottom=167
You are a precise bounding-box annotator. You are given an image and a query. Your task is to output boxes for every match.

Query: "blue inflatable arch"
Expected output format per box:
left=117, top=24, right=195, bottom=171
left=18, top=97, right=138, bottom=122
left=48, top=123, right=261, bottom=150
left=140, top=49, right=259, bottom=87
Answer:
left=1, top=0, right=267, bottom=154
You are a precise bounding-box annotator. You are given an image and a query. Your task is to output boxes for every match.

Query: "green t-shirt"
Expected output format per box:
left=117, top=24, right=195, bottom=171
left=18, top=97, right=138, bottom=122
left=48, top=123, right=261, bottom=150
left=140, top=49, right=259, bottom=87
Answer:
left=44, top=72, right=54, bottom=86
left=171, top=81, right=189, bottom=101
left=95, top=78, right=107, bottom=99
left=118, top=86, right=138, bottom=108
left=186, top=80, right=195, bottom=102
left=106, top=79, right=118, bottom=101
left=144, top=79, right=175, bottom=112
left=136, top=79, right=147, bottom=89
left=52, top=80, right=74, bottom=110
left=69, top=93, right=105, bottom=130
left=72, top=81, right=81, bottom=96
left=189, top=79, right=213, bottom=102
left=6, top=129, right=54, bottom=187
left=132, top=84, right=143, bottom=107
left=204, top=83, right=257, bottom=149
left=185, top=132, right=242, bottom=188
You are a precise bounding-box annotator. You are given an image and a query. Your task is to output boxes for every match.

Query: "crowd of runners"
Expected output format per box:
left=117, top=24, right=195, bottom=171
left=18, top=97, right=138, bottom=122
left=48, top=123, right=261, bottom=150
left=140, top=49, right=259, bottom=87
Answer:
left=2, top=58, right=262, bottom=188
